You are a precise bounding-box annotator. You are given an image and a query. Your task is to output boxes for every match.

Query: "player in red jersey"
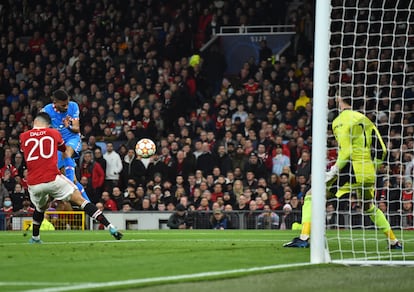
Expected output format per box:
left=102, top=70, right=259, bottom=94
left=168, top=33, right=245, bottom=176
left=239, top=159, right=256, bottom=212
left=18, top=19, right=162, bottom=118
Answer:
left=19, top=112, right=122, bottom=243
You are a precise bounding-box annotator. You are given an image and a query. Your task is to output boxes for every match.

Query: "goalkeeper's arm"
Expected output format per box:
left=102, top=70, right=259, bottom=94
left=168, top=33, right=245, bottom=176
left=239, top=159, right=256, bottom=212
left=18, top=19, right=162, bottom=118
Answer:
left=372, top=126, right=387, bottom=170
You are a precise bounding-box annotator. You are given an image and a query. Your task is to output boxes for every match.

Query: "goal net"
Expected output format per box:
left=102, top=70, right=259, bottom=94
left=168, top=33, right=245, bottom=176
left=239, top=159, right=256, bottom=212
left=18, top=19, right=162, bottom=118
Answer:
left=313, top=0, right=414, bottom=264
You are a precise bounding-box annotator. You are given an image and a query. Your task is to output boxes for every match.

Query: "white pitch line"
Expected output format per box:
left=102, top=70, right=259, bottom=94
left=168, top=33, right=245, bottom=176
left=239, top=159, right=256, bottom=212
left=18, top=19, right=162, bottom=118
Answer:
left=23, top=262, right=312, bottom=292
left=0, top=282, right=74, bottom=286
left=1, top=238, right=281, bottom=246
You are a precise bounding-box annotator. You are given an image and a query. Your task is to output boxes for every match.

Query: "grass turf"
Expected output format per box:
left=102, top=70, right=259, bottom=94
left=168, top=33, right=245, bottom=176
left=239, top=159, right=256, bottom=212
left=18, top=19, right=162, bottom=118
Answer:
left=0, top=230, right=413, bottom=291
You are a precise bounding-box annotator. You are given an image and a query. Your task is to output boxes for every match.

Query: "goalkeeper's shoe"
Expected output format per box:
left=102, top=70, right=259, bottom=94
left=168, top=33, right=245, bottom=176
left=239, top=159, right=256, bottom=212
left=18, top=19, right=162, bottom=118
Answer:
left=29, top=238, right=43, bottom=244
left=109, top=226, right=123, bottom=240
left=283, top=237, right=310, bottom=248
left=389, top=241, right=402, bottom=250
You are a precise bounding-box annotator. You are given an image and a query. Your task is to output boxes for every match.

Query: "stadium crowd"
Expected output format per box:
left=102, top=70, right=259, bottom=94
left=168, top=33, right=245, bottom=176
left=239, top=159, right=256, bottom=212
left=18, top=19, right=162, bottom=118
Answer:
left=0, top=0, right=412, bottom=230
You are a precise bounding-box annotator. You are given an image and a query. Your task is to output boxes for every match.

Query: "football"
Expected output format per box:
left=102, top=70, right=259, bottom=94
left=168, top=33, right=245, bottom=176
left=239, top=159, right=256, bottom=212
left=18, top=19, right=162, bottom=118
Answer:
left=135, top=138, right=156, bottom=158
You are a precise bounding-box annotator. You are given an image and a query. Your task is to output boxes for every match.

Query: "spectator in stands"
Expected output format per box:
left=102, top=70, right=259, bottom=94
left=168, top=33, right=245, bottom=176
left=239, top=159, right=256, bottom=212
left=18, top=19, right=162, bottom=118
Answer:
left=77, top=150, right=105, bottom=203
left=211, top=182, right=224, bottom=203
left=269, top=195, right=282, bottom=211
left=279, top=203, right=296, bottom=230
left=243, top=171, right=258, bottom=195
left=231, top=145, right=249, bottom=173
left=290, top=194, right=302, bottom=210
left=294, top=89, right=311, bottom=111
left=0, top=180, right=8, bottom=210
left=222, top=190, right=236, bottom=207
left=196, top=142, right=217, bottom=177
left=1, top=196, right=13, bottom=230
left=17, top=196, right=35, bottom=216
left=167, top=203, right=193, bottom=229
left=326, top=203, right=337, bottom=229
left=272, top=144, right=291, bottom=176
left=170, top=150, right=195, bottom=181
left=234, top=194, right=249, bottom=211
left=216, top=145, right=233, bottom=176
left=121, top=200, right=135, bottom=212
left=257, top=204, right=280, bottom=229
left=272, top=173, right=291, bottom=202
left=402, top=179, right=413, bottom=201
left=13, top=152, right=25, bottom=178
left=103, top=142, right=123, bottom=191
left=244, top=152, right=268, bottom=180
left=210, top=208, right=232, bottom=230
left=148, top=193, right=159, bottom=211
left=1, top=168, right=15, bottom=195
left=244, top=200, right=258, bottom=229
left=111, top=187, right=124, bottom=211
left=10, top=182, right=26, bottom=211
left=400, top=200, right=413, bottom=229
left=93, top=148, right=107, bottom=179
left=101, top=191, right=118, bottom=212
left=141, top=197, right=152, bottom=211
left=0, top=0, right=330, bottom=230
left=126, top=187, right=142, bottom=211
left=282, top=165, right=297, bottom=190
left=197, top=196, right=211, bottom=211
left=232, top=103, right=248, bottom=123
left=295, top=149, right=311, bottom=182
left=231, top=179, right=244, bottom=200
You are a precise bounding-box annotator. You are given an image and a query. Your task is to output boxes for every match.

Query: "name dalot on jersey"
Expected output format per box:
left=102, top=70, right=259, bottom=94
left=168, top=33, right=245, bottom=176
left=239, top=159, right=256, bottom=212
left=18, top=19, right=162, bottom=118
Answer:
left=30, top=130, right=47, bottom=136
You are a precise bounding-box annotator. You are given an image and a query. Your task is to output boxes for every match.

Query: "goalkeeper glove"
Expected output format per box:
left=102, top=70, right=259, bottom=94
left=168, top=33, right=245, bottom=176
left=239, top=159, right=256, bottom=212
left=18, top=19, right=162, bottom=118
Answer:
left=325, top=164, right=339, bottom=183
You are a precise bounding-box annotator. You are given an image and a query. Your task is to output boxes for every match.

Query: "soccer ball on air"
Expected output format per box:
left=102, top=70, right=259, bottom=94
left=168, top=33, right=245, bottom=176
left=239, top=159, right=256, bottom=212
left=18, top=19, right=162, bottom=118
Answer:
left=135, top=138, right=156, bottom=158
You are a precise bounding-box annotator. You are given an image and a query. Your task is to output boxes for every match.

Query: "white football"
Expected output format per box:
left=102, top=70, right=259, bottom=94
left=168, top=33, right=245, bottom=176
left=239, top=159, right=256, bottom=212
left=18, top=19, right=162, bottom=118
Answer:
left=135, top=138, right=156, bottom=158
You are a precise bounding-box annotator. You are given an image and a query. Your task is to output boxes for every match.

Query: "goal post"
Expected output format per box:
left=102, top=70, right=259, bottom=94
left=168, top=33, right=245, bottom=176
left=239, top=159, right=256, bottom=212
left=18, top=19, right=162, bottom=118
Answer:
left=311, top=0, right=331, bottom=264
left=312, top=0, right=414, bottom=265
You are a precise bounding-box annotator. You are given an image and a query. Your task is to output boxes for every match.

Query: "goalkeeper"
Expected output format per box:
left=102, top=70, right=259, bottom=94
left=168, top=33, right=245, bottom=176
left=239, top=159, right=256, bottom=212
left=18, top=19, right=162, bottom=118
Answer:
left=284, top=86, right=402, bottom=249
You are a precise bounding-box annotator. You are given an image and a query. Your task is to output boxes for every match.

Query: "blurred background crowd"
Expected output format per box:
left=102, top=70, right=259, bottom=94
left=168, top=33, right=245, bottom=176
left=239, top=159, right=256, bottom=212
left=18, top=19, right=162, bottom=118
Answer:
left=0, top=0, right=412, bottom=230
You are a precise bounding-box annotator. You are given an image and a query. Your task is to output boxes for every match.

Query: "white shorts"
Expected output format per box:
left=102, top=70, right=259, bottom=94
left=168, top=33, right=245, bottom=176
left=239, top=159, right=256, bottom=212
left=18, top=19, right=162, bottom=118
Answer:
left=28, top=174, right=78, bottom=212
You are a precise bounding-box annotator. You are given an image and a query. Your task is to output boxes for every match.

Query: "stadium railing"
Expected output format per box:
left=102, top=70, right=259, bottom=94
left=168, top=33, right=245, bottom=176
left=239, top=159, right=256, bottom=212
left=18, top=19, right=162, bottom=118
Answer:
left=6, top=210, right=411, bottom=231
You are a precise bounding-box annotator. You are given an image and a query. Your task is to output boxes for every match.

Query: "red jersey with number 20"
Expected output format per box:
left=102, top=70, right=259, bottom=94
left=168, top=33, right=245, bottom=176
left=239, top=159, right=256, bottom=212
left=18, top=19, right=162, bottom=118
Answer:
left=20, top=128, right=66, bottom=185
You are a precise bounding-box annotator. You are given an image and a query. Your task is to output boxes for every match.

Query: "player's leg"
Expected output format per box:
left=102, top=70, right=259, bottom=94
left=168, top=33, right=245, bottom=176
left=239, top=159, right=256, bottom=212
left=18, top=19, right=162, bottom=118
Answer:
left=74, top=178, right=91, bottom=201
left=361, top=187, right=401, bottom=249
left=30, top=209, right=45, bottom=244
left=60, top=139, right=92, bottom=201
left=69, top=185, right=122, bottom=240
left=61, top=146, right=76, bottom=182
left=283, top=189, right=311, bottom=248
left=283, top=180, right=338, bottom=247
left=27, top=187, right=51, bottom=244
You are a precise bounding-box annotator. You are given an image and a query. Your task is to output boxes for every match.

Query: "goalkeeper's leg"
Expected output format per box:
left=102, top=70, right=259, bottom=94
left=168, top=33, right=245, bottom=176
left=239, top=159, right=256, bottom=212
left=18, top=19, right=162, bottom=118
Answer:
left=362, top=188, right=401, bottom=249
left=283, top=190, right=311, bottom=248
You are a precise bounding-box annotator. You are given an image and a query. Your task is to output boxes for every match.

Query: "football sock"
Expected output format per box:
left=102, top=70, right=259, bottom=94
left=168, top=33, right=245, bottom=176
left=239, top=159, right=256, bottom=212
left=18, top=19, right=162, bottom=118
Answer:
left=300, top=194, right=312, bottom=241
left=64, top=157, right=76, bottom=182
left=82, top=202, right=110, bottom=227
left=32, top=210, right=45, bottom=237
left=366, top=205, right=396, bottom=242
left=76, top=181, right=90, bottom=201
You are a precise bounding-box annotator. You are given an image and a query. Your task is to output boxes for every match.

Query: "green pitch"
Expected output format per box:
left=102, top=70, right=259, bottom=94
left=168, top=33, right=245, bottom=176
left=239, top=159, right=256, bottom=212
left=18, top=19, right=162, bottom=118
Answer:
left=0, top=230, right=414, bottom=291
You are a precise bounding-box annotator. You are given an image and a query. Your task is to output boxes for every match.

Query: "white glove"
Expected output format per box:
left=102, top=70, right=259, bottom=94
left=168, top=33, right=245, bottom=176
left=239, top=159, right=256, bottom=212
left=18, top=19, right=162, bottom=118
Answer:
left=325, top=164, right=339, bottom=183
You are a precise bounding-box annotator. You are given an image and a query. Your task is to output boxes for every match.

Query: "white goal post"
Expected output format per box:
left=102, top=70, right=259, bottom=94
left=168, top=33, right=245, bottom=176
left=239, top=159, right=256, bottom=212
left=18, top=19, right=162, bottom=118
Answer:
left=312, top=0, right=414, bottom=265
